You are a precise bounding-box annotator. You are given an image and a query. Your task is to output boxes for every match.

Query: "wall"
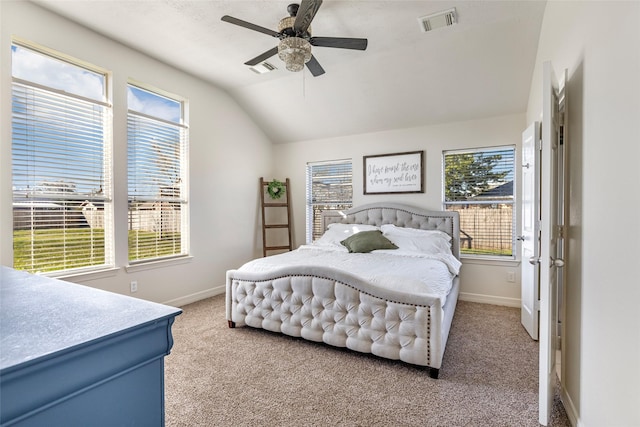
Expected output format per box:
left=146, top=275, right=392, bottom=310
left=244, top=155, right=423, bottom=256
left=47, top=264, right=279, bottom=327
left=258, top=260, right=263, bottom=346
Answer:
left=273, top=113, right=526, bottom=306
left=0, top=2, right=273, bottom=305
left=526, top=1, right=640, bottom=426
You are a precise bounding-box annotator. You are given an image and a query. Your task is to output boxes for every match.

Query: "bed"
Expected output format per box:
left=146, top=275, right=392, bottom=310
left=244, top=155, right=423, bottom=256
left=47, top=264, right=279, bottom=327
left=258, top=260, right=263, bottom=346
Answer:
left=225, top=203, right=460, bottom=378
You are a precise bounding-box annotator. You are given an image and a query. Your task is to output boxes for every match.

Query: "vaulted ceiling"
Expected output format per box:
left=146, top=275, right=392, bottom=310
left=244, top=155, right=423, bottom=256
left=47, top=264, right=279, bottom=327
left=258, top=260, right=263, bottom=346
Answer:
left=33, top=0, right=546, bottom=143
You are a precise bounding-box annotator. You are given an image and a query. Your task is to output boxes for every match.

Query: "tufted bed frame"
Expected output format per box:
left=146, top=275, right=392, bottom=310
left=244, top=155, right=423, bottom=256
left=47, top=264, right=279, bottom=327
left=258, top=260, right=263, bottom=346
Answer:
left=226, top=203, right=460, bottom=378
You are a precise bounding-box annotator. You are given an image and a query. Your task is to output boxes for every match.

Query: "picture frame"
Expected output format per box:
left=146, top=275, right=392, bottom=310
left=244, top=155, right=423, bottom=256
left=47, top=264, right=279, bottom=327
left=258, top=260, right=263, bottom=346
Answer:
left=363, top=150, right=425, bottom=194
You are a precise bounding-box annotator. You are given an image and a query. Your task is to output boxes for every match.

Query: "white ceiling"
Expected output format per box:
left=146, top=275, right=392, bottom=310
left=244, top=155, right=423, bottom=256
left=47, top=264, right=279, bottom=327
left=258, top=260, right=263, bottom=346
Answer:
left=33, top=0, right=546, bottom=143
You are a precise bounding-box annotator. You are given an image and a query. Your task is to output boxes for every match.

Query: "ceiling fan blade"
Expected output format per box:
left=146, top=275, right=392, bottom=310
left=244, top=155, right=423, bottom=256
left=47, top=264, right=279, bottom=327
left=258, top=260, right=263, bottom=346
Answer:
left=244, top=47, right=279, bottom=66
left=221, top=15, right=280, bottom=38
left=310, top=37, right=368, bottom=50
left=306, top=55, right=325, bottom=77
left=293, top=0, right=323, bottom=35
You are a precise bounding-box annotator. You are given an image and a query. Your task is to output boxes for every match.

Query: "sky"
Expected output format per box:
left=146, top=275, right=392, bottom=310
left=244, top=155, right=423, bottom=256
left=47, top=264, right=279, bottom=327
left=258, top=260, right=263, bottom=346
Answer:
left=12, top=44, right=182, bottom=123
left=11, top=44, right=184, bottom=198
left=12, top=44, right=104, bottom=101
left=128, top=85, right=181, bottom=124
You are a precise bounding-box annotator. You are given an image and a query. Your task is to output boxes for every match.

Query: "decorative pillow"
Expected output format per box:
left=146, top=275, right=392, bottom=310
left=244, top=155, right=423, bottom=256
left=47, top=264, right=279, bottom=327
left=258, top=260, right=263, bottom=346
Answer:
left=340, top=230, right=398, bottom=253
left=381, top=224, right=452, bottom=255
left=314, top=223, right=379, bottom=247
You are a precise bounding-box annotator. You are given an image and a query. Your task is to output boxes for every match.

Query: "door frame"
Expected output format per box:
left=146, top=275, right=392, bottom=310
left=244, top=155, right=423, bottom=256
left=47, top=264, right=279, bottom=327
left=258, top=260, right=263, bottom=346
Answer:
left=538, top=61, right=567, bottom=426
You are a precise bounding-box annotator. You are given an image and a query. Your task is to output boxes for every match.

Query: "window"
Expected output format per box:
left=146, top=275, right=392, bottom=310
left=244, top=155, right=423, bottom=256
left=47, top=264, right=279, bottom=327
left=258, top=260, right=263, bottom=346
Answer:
left=443, top=147, right=515, bottom=257
left=127, top=83, right=189, bottom=263
left=306, top=160, right=352, bottom=243
left=11, top=42, right=113, bottom=274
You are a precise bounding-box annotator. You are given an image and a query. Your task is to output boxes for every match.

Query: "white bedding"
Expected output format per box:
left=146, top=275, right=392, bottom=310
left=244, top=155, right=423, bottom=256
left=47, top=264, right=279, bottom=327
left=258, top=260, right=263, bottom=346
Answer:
left=235, top=244, right=460, bottom=307
left=227, top=204, right=462, bottom=375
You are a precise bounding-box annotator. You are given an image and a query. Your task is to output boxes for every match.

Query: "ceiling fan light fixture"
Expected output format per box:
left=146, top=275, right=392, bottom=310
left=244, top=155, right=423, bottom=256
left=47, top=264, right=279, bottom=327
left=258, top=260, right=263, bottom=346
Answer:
left=278, top=37, right=312, bottom=72
left=278, top=16, right=295, bottom=32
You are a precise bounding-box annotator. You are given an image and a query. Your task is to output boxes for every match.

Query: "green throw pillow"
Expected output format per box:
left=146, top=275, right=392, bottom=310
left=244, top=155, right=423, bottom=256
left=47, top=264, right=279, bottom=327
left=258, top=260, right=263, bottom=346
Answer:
left=340, top=230, right=398, bottom=253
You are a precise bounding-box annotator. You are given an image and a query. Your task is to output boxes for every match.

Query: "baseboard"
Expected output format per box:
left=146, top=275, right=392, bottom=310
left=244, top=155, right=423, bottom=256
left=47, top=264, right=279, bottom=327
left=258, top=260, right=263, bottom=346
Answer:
left=458, top=292, right=520, bottom=308
left=162, top=285, right=224, bottom=307
left=560, top=383, right=581, bottom=427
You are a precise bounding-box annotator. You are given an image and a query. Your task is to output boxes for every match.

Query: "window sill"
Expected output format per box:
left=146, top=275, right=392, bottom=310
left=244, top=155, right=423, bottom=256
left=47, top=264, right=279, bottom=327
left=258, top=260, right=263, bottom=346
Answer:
left=125, top=255, right=193, bottom=273
left=460, top=256, right=521, bottom=267
left=49, top=267, right=120, bottom=281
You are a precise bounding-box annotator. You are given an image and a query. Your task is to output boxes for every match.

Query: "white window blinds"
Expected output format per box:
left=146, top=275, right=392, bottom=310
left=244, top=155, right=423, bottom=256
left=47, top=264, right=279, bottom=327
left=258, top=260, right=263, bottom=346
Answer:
left=306, top=160, right=353, bottom=242
left=127, top=84, right=188, bottom=263
left=443, top=147, right=515, bottom=257
left=11, top=45, right=112, bottom=274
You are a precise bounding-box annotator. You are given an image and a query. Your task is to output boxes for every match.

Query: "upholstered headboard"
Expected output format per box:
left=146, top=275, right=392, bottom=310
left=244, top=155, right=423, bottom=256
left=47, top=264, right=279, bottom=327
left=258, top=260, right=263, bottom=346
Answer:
left=321, top=203, right=460, bottom=260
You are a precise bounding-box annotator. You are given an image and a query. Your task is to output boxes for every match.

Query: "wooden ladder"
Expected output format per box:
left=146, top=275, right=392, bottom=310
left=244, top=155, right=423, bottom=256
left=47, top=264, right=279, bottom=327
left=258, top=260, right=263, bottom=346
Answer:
left=260, top=177, right=292, bottom=257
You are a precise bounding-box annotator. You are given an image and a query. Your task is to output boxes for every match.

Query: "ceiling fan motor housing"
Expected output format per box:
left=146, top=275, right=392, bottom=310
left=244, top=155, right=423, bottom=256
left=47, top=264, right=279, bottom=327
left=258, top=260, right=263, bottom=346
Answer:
left=278, top=16, right=310, bottom=38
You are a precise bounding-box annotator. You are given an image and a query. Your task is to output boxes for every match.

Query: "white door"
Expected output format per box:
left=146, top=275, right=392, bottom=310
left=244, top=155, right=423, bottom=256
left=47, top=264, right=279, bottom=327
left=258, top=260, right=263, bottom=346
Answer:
left=539, top=61, right=565, bottom=426
left=521, top=122, right=541, bottom=340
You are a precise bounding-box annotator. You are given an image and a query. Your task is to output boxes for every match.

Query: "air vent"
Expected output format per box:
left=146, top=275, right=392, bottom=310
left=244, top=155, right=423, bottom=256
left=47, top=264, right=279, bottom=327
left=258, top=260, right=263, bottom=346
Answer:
left=249, top=61, right=277, bottom=74
left=418, top=8, right=457, bottom=32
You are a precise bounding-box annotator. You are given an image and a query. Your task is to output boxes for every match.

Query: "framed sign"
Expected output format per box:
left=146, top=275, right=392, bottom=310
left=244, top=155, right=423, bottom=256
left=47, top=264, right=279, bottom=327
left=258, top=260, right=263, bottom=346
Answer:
left=363, top=150, right=424, bottom=194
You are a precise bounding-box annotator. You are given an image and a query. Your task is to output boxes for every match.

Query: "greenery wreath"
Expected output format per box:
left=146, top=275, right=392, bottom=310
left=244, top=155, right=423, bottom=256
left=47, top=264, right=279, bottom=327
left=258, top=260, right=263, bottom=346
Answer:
left=267, top=179, right=286, bottom=200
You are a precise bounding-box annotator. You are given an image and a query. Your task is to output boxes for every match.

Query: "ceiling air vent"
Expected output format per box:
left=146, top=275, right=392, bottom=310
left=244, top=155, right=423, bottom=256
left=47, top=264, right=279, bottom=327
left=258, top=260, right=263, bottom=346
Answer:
left=418, top=8, right=457, bottom=32
left=249, top=61, right=277, bottom=74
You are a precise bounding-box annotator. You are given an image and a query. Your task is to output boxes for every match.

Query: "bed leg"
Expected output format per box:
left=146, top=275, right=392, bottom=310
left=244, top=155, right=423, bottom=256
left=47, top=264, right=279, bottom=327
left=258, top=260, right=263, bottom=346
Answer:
left=228, top=320, right=236, bottom=328
left=429, top=368, right=439, bottom=379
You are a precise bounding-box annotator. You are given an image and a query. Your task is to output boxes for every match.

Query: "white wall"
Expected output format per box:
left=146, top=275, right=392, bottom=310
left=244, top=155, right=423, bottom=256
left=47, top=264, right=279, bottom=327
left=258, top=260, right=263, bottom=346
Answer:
left=527, top=1, right=640, bottom=426
left=0, top=2, right=273, bottom=305
left=273, top=113, right=526, bottom=306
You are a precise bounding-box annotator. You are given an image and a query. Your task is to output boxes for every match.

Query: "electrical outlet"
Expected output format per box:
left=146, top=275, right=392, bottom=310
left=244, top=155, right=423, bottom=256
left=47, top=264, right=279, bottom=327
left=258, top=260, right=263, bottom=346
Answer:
left=130, top=280, right=138, bottom=293
left=506, top=271, right=516, bottom=283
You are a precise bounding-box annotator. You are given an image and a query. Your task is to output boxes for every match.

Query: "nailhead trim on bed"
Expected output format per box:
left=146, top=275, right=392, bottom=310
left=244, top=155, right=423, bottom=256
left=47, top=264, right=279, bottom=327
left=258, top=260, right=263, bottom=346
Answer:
left=230, top=276, right=432, bottom=367
left=234, top=274, right=434, bottom=308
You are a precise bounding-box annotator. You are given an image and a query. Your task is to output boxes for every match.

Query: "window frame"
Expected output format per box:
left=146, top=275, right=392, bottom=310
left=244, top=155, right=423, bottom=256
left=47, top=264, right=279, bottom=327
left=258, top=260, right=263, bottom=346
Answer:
left=126, top=81, right=190, bottom=265
left=305, top=159, right=353, bottom=243
left=442, top=145, right=516, bottom=260
left=11, top=40, right=114, bottom=277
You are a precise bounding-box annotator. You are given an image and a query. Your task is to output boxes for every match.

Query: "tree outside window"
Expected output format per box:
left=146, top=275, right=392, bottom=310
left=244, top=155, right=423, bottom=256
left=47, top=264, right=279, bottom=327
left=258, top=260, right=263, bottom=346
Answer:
left=443, top=147, right=515, bottom=257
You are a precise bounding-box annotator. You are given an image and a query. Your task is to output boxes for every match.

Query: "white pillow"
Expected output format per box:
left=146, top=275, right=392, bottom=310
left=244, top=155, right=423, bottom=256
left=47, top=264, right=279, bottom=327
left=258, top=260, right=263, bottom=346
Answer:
left=380, top=224, right=451, bottom=241
left=314, top=223, right=379, bottom=247
left=381, top=224, right=452, bottom=255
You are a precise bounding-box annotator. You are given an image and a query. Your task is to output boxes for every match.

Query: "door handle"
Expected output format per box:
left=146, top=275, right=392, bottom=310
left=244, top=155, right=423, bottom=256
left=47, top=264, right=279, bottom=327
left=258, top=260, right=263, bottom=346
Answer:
left=516, top=235, right=525, bottom=241
left=551, top=257, right=565, bottom=268
left=529, top=256, right=540, bottom=265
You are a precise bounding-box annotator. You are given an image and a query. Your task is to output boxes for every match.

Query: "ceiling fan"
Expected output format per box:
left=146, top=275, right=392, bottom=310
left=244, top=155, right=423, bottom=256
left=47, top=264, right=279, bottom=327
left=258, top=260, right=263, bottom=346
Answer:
left=221, top=0, right=368, bottom=77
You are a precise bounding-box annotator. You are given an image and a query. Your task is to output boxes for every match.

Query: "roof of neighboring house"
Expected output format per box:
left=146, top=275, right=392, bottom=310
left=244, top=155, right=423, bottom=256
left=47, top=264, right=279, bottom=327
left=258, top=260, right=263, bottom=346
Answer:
left=475, top=181, right=513, bottom=199
left=13, top=202, right=63, bottom=209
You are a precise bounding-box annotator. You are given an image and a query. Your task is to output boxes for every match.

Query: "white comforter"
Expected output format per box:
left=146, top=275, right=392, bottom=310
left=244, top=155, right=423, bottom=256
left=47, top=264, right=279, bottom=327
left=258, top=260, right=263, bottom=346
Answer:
left=235, top=245, right=461, bottom=307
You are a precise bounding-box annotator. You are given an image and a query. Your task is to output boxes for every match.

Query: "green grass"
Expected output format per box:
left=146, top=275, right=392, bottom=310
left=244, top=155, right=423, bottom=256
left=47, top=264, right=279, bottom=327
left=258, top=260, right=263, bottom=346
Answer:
left=13, top=228, right=105, bottom=273
left=14, top=228, right=181, bottom=273
left=128, top=230, right=181, bottom=261
left=461, top=247, right=513, bottom=257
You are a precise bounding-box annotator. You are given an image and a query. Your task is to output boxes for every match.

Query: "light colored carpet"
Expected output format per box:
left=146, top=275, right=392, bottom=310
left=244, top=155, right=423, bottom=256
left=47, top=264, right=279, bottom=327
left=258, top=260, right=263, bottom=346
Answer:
left=165, top=295, right=570, bottom=426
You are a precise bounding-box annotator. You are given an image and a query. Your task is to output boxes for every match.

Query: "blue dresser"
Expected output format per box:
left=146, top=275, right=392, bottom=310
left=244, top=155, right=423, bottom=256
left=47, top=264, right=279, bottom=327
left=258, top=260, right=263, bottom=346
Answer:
left=0, top=267, right=182, bottom=426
